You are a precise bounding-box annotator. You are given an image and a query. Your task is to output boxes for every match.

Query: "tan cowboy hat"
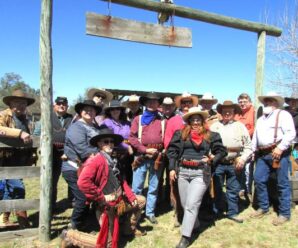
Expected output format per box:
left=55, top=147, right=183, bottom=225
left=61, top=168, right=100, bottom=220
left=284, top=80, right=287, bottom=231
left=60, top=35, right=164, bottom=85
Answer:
left=175, top=92, right=199, bottom=108
left=258, top=91, right=284, bottom=108
left=87, top=88, right=113, bottom=104
left=122, top=94, right=140, bottom=108
left=198, top=92, right=218, bottom=104
left=3, top=89, right=35, bottom=106
left=216, top=100, right=242, bottom=114
left=285, top=92, right=298, bottom=104
left=162, top=97, right=175, bottom=105
left=182, top=106, right=209, bottom=121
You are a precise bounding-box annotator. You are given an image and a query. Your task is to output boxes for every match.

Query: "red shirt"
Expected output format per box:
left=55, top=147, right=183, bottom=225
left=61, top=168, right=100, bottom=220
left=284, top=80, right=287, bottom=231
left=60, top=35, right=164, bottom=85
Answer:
left=129, top=115, right=164, bottom=154
left=163, top=115, right=184, bottom=149
left=235, top=105, right=255, bottom=137
left=77, top=154, right=136, bottom=204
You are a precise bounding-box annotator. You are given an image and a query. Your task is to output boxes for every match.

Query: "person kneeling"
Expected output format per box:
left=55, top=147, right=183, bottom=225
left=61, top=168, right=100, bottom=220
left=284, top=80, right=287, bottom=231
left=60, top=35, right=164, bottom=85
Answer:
left=78, top=127, right=146, bottom=248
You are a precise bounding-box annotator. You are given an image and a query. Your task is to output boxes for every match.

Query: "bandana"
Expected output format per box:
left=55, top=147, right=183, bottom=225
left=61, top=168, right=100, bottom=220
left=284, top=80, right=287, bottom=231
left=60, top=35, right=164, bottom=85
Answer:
left=141, top=110, right=158, bottom=125
left=190, top=130, right=204, bottom=146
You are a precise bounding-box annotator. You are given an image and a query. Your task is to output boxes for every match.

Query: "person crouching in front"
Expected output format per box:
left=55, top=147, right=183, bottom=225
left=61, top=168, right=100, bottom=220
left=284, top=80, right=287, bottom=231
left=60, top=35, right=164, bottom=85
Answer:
left=77, top=127, right=146, bottom=248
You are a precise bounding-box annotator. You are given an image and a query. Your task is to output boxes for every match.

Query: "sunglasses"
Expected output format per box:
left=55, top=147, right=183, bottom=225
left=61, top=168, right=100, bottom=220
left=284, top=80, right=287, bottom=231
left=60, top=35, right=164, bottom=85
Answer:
left=189, top=119, right=203, bottom=125
left=102, top=138, right=115, bottom=145
left=181, top=100, right=193, bottom=105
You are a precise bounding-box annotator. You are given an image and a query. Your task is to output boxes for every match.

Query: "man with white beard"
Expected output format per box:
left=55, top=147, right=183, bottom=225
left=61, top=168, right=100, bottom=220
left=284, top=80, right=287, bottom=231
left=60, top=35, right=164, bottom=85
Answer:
left=250, top=92, right=296, bottom=226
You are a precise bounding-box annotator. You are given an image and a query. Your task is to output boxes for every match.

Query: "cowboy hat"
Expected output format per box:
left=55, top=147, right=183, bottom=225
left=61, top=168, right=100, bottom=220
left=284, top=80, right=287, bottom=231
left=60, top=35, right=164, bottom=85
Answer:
left=87, top=88, right=113, bottom=104
left=285, top=92, right=298, bottom=104
left=139, top=92, right=163, bottom=106
left=162, top=97, right=175, bottom=105
left=182, top=106, right=209, bottom=121
left=122, top=94, right=140, bottom=108
left=174, top=92, right=199, bottom=108
left=104, top=100, right=126, bottom=114
left=198, top=92, right=218, bottom=104
left=258, top=91, right=284, bottom=108
left=3, top=89, right=35, bottom=106
left=74, top=100, right=102, bottom=115
left=216, top=100, right=242, bottom=114
left=90, top=127, right=124, bottom=147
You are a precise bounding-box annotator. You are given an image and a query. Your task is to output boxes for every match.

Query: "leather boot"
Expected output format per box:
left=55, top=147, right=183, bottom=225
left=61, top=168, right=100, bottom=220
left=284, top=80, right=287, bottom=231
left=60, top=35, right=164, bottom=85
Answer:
left=0, top=212, right=19, bottom=228
left=176, top=236, right=190, bottom=248
left=16, top=211, right=30, bottom=229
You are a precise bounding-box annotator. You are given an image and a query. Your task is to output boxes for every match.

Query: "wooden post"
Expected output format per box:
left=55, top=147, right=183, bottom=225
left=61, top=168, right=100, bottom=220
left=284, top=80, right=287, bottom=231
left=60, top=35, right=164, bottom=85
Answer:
left=39, top=0, right=53, bottom=242
left=255, top=31, right=266, bottom=110
left=101, top=0, right=282, bottom=37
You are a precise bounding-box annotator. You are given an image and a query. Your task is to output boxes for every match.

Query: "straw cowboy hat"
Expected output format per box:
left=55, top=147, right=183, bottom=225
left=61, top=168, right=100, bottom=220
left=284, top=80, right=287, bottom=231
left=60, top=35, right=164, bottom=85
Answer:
left=87, top=88, right=113, bottom=104
left=162, top=97, right=175, bottom=105
left=139, top=92, right=163, bottom=106
left=285, top=92, right=298, bottom=104
left=122, top=94, right=140, bottom=108
left=198, top=92, right=218, bottom=105
left=74, top=100, right=102, bottom=115
left=216, top=100, right=242, bottom=114
left=258, top=91, right=284, bottom=108
left=3, top=89, right=35, bottom=106
left=175, top=92, right=199, bottom=108
left=104, top=100, right=126, bottom=114
left=182, top=106, right=209, bottom=122
left=90, top=127, right=123, bottom=147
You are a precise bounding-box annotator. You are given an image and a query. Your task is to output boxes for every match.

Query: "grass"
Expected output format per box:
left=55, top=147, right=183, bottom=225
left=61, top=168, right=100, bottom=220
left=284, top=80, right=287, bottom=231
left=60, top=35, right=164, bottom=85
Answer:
left=1, top=175, right=298, bottom=248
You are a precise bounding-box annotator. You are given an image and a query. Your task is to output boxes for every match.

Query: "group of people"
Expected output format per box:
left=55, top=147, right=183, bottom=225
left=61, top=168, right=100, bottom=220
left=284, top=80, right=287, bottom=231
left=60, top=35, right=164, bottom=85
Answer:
left=0, top=87, right=297, bottom=248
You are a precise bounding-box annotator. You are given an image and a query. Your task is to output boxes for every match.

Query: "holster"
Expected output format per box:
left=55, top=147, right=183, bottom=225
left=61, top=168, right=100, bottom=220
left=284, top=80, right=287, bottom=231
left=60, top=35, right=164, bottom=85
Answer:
left=153, top=152, right=164, bottom=170
left=131, top=155, right=145, bottom=170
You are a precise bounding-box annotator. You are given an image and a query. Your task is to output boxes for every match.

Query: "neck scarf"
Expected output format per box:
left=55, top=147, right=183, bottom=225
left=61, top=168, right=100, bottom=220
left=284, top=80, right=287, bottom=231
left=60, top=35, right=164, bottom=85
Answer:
left=190, top=130, right=204, bottom=146
left=141, top=110, right=158, bottom=125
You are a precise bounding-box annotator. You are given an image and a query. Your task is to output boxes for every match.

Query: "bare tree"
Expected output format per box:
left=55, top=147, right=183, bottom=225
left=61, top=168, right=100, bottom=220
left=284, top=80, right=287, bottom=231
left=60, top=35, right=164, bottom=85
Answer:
left=266, top=0, right=298, bottom=95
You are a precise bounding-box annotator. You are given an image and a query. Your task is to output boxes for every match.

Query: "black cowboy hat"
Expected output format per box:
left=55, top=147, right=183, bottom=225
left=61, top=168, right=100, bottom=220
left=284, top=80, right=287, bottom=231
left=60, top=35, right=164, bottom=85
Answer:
left=3, top=89, right=35, bottom=106
left=90, top=127, right=124, bottom=147
left=104, top=100, right=126, bottom=114
left=285, top=92, right=298, bottom=104
left=216, top=100, right=242, bottom=115
left=139, top=92, right=163, bottom=106
left=74, top=100, right=102, bottom=115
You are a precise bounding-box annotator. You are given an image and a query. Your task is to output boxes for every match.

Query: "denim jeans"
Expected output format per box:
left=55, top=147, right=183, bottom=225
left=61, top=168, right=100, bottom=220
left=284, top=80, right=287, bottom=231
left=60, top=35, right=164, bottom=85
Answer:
left=3, top=179, right=25, bottom=200
left=213, top=164, right=241, bottom=217
left=237, top=159, right=254, bottom=194
left=178, top=167, right=210, bottom=237
left=0, top=180, right=5, bottom=200
left=132, top=159, right=162, bottom=217
left=62, top=170, right=89, bottom=229
left=254, top=154, right=291, bottom=218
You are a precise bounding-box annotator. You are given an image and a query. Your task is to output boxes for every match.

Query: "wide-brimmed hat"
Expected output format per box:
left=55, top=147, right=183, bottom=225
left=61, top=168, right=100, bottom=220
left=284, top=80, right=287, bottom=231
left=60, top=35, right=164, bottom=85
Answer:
left=174, top=92, right=199, bottom=108
left=139, top=92, right=163, bottom=106
left=258, top=91, right=284, bottom=108
left=216, top=100, right=242, bottom=114
left=87, top=88, right=113, bottom=104
left=162, top=97, right=175, bottom=106
left=3, top=89, right=35, bottom=106
left=182, top=106, right=209, bottom=121
left=285, top=92, right=298, bottom=104
left=198, top=92, right=218, bottom=105
left=104, top=100, right=126, bottom=114
left=55, top=96, right=68, bottom=104
left=74, top=100, right=102, bottom=115
left=122, top=94, right=140, bottom=108
left=90, top=127, right=124, bottom=147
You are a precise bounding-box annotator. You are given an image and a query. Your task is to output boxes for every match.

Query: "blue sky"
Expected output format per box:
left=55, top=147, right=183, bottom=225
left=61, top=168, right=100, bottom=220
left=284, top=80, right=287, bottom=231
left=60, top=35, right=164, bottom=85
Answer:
left=0, top=0, right=295, bottom=105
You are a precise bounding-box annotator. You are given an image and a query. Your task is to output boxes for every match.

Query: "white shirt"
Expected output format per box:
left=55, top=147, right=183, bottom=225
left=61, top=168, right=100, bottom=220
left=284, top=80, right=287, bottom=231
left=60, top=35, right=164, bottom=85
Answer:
left=252, top=109, right=296, bottom=151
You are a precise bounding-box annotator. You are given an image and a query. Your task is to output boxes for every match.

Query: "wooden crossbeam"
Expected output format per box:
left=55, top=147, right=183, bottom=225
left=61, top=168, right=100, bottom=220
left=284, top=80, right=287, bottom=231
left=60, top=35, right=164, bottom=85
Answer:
left=0, top=199, right=40, bottom=212
left=101, top=0, right=282, bottom=37
left=0, top=166, right=40, bottom=180
left=0, top=228, right=39, bottom=242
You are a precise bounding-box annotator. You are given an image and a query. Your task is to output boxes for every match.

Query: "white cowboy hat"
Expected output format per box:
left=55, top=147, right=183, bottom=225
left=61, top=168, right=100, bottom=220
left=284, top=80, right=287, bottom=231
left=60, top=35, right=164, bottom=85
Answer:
left=174, top=92, right=199, bottom=108
left=87, top=88, right=113, bottom=104
left=258, top=91, right=284, bottom=107
left=122, top=94, right=140, bottom=107
left=162, top=97, right=175, bottom=105
left=198, top=92, right=218, bottom=104
left=182, top=106, right=209, bottom=121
